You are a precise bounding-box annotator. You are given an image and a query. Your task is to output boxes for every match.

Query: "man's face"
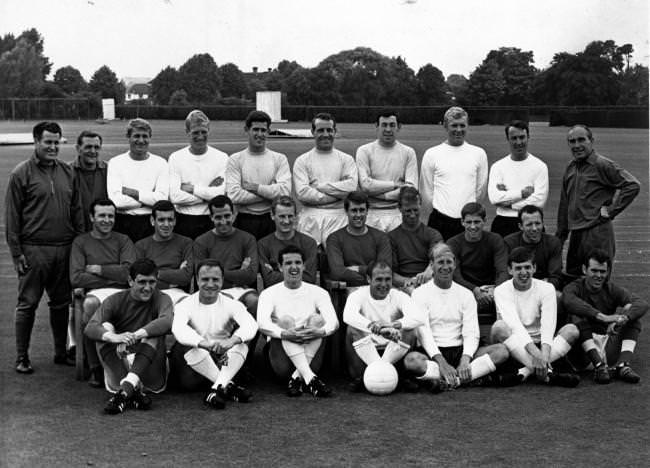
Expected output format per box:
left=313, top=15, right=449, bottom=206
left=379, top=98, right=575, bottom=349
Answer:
left=583, top=259, right=609, bottom=291
left=246, top=121, right=268, bottom=152
left=507, top=126, right=528, bottom=160
left=462, top=214, right=485, bottom=241
left=399, top=200, right=421, bottom=229
left=445, top=117, right=468, bottom=147
left=197, top=265, right=223, bottom=302
left=312, top=118, right=336, bottom=152
left=281, top=253, right=304, bottom=284
left=346, top=201, right=368, bottom=230
left=128, top=127, right=150, bottom=156
left=34, top=130, right=61, bottom=162
left=76, top=136, right=102, bottom=167
left=210, top=205, right=235, bottom=236
left=508, top=260, right=536, bottom=290
left=188, top=127, right=209, bottom=153
left=519, top=211, right=543, bottom=244
left=567, top=127, right=594, bottom=161
left=151, top=210, right=176, bottom=240
left=272, top=204, right=296, bottom=236
left=368, top=266, right=392, bottom=300
left=90, top=205, right=115, bottom=235
left=129, top=273, right=157, bottom=301
left=376, top=115, right=399, bottom=146
left=431, top=252, right=455, bottom=283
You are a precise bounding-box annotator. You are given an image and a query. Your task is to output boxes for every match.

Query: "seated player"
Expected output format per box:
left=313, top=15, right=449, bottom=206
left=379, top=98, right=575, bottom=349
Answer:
left=343, top=260, right=424, bottom=392
left=258, top=196, right=317, bottom=288
left=84, top=259, right=173, bottom=414
left=257, top=245, right=339, bottom=397
left=135, top=200, right=192, bottom=305
left=388, top=187, right=443, bottom=294
left=562, top=249, right=648, bottom=384
left=70, top=198, right=136, bottom=387
left=406, top=244, right=514, bottom=390
left=447, top=202, right=508, bottom=335
left=326, top=191, right=392, bottom=287
left=491, top=247, right=580, bottom=387
left=170, top=259, right=259, bottom=409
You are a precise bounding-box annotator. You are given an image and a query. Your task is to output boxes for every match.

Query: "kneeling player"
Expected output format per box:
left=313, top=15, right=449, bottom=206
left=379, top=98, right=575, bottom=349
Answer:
left=84, top=259, right=173, bottom=414
left=257, top=245, right=339, bottom=397
left=343, top=260, right=423, bottom=392
left=406, top=244, right=514, bottom=390
left=491, top=247, right=580, bottom=387
left=170, top=259, right=258, bottom=409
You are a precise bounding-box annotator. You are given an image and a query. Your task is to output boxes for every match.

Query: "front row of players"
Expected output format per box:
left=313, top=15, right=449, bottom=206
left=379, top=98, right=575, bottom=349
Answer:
left=83, top=232, right=647, bottom=414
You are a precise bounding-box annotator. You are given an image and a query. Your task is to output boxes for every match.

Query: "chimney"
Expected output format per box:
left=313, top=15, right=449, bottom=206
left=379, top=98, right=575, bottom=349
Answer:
left=252, top=66, right=258, bottom=73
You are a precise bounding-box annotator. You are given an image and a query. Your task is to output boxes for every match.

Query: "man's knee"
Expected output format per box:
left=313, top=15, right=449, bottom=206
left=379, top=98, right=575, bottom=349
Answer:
left=490, top=320, right=512, bottom=343
left=403, top=351, right=428, bottom=374
left=558, top=323, right=579, bottom=344
left=240, top=291, right=259, bottom=318
left=82, top=297, right=100, bottom=323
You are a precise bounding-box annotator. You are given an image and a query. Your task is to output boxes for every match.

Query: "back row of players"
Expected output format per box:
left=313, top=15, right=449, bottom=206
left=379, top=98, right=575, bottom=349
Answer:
left=7, top=108, right=644, bottom=414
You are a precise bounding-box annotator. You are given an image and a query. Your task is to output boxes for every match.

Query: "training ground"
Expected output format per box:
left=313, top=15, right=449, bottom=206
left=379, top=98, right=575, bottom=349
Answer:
left=1, top=120, right=648, bottom=467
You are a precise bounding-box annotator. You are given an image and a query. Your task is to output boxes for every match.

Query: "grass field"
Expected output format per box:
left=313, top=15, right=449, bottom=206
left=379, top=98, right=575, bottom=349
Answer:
left=1, top=120, right=648, bottom=467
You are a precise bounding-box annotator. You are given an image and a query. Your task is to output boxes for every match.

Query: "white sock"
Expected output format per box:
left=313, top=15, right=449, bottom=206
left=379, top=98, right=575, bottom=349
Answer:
left=67, top=307, right=76, bottom=347
left=214, top=344, right=248, bottom=389
left=549, top=335, right=571, bottom=362
left=621, top=340, right=636, bottom=354
left=582, top=339, right=597, bottom=352
left=469, top=354, right=496, bottom=381
left=352, top=336, right=381, bottom=365
left=518, top=367, right=532, bottom=380
left=282, top=340, right=316, bottom=383
left=120, top=372, right=141, bottom=390
left=184, top=348, right=220, bottom=383
left=416, top=360, right=441, bottom=381
left=380, top=340, right=410, bottom=364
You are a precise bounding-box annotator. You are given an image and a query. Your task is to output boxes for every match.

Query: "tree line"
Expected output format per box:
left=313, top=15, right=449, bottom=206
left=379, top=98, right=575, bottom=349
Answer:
left=0, top=28, right=647, bottom=107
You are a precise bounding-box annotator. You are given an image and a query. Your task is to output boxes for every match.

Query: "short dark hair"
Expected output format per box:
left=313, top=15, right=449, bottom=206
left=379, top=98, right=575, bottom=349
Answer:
left=271, top=195, right=296, bottom=215
left=126, top=118, right=152, bottom=137
left=76, top=130, right=103, bottom=146
left=397, top=186, right=421, bottom=207
left=375, top=110, right=400, bottom=126
left=208, top=195, right=234, bottom=214
left=344, top=191, right=369, bottom=211
left=508, top=246, right=535, bottom=266
left=366, top=260, right=392, bottom=278
left=569, top=124, right=593, bottom=140
left=517, top=205, right=544, bottom=224
left=504, top=120, right=529, bottom=138
left=151, top=200, right=176, bottom=219
left=583, top=248, right=611, bottom=270
left=33, top=121, right=62, bottom=140
left=245, top=110, right=271, bottom=129
left=196, top=259, right=224, bottom=277
left=89, top=198, right=116, bottom=216
left=311, top=112, right=336, bottom=131
left=461, top=202, right=486, bottom=220
left=278, top=245, right=304, bottom=265
left=129, top=258, right=158, bottom=279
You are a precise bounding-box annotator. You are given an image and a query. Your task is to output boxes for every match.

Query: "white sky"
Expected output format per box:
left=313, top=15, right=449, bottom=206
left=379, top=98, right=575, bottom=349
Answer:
left=1, top=0, right=648, bottom=81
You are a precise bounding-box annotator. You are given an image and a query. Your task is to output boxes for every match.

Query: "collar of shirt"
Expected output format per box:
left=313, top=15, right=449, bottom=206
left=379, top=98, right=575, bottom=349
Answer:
left=70, top=157, right=107, bottom=170
left=31, top=152, right=60, bottom=168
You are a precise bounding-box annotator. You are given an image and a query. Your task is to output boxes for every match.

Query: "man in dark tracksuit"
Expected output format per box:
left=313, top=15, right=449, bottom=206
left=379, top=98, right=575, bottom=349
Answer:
left=70, top=130, right=108, bottom=232
left=5, top=121, right=84, bottom=374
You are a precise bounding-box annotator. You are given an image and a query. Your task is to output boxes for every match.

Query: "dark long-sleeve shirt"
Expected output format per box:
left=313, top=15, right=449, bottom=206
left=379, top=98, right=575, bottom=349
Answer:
left=193, top=228, right=258, bottom=289
left=70, top=158, right=108, bottom=232
left=257, top=231, right=317, bottom=287
left=503, top=232, right=563, bottom=290
left=556, top=151, right=640, bottom=239
left=135, top=234, right=193, bottom=290
left=85, top=289, right=173, bottom=341
left=5, top=155, right=83, bottom=258
left=70, top=232, right=136, bottom=289
left=326, top=226, right=392, bottom=286
left=448, top=231, right=508, bottom=291
left=388, top=223, right=443, bottom=277
left=562, top=278, right=648, bottom=321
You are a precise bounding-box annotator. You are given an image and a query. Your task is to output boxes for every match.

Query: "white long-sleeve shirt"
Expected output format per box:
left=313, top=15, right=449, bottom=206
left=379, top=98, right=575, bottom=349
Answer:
left=226, top=148, right=291, bottom=215
left=419, top=142, right=488, bottom=220
left=343, top=286, right=424, bottom=333
left=293, top=148, right=358, bottom=209
left=411, top=280, right=480, bottom=358
left=172, top=292, right=258, bottom=347
left=257, top=282, right=338, bottom=339
left=107, top=152, right=169, bottom=215
left=356, top=141, right=418, bottom=209
left=494, top=278, right=556, bottom=347
left=168, top=146, right=229, bottom=215
left=487, top=153, right=549, bottom=218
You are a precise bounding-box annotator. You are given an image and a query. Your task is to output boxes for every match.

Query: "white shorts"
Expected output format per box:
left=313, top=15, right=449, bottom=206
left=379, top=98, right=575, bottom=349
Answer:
left=222, top=287, right=256, bottom=301
left=162, top=288, right=190, bottom=305
left=366, top=208, right=401, bottom=232
left=87, top=288, right=124, bottom=303
left=297, top=206, right=348, bottom=246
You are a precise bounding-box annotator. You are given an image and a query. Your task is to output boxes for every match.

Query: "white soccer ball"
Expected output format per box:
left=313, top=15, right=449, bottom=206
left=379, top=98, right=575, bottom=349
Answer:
left=363, top=361, right=399, bottom=395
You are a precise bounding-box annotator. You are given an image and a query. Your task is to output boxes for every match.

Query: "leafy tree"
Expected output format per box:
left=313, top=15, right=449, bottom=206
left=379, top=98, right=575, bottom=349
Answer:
left=416, top=64, right=449, bottom=105
left=53, top=65, right=87, bottom=94
left=219, top=63, right=248, bottom=98
left=89, top=65, right=125, bottom=104
left=151, top=66, right=180, bottom=105
left=466, top=59, right=505, bottom=105
left=40, top=81, right=66, bottom=98
left=277, top=60, right=301, bottom=79
left=446, top=74, right=469, bottom=104
left=178, top=53, right=221, bottom=104
left=284, top=67, right=315, bottom=104
left=483, top=47, right=537, bottom=105
left=0, top=33, right=16, bottom=55
left=244, top=76, right=267, bottom=100
left=16, top=28, right=52, bottom=78
left=169, top=89, right=190, bottom=106
left=0, top=38, right=45, bottom=97
left=617, top=64, right=649, bottom=105
left=383, top=56, right=418, bottom=105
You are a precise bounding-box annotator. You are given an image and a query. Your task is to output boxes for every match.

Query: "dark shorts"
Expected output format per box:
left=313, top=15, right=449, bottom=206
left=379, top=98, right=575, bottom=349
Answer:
left=491, top=215, right=520, bottom=238
left=427, top=209, right=463, bottom=241
left=174, top=213, right=213, bottom=240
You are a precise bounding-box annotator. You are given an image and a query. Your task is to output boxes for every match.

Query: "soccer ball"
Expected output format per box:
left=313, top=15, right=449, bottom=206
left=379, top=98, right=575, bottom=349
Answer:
left=363, top=361, right=399, bottom=395
left=276, top=315, right=296, bottom=330
left=305, top=313, right=325, bottom=328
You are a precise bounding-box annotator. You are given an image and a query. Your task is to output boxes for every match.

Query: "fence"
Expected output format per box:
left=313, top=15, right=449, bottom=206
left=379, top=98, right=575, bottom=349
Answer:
left=0, top=98, right=98, bottom=120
